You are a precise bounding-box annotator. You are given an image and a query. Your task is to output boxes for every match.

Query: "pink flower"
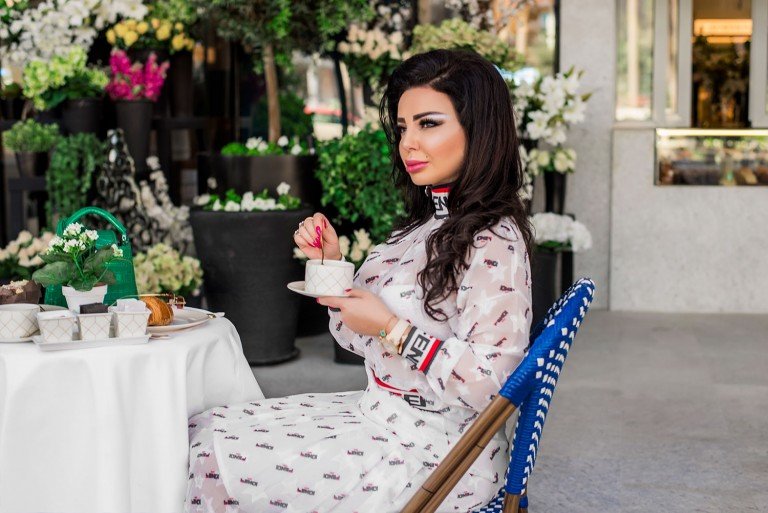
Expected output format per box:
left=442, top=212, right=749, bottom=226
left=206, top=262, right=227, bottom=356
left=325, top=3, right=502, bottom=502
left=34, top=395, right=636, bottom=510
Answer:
left=107, top=50, right=169, bottom=101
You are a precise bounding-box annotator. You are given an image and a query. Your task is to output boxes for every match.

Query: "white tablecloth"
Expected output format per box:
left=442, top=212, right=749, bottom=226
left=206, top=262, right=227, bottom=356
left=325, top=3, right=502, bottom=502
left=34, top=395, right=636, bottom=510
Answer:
left=0, top=317, right=264, bottom=513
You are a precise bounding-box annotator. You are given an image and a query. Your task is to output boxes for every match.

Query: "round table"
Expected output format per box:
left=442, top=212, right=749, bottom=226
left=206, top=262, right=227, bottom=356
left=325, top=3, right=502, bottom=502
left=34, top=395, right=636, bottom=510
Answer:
left=0, top=317, right=264, bottom=513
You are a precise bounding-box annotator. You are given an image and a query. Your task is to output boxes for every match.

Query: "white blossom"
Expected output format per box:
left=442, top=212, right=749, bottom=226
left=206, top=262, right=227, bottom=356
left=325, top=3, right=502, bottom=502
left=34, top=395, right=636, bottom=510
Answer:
left=276, top=182, right=291, bottom=196
left=63, top=222, right=84, bottom=237
left=290, top=144, right=302, bottom=156
left=223, top=201, right=241, bottom=212
left=111, top=244, right=123, bottom=258
left=338, top=235, right=351, bottom=257
left=277, top=136, right=289, bottom=147
left=194, top=194, right=211, bottom=206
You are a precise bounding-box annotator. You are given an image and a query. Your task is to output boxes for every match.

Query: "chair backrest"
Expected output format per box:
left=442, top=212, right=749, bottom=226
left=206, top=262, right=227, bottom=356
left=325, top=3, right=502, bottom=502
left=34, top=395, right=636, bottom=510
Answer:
left=500, top=278, right=595, bottom=500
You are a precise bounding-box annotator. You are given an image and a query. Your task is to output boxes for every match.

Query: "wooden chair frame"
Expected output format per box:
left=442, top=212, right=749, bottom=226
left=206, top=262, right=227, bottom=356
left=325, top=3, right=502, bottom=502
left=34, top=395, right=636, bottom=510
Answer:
left=401, top=395, right=523, bottom=513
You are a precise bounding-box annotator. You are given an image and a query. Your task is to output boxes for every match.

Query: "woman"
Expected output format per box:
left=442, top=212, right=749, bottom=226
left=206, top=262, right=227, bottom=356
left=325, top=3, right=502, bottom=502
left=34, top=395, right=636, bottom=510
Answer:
left=185, top=49, right=533, bottom=513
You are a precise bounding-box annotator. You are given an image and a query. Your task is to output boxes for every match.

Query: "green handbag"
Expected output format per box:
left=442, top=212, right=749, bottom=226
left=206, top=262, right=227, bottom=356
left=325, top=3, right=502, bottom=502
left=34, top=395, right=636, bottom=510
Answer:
left=44, top=207, right=139, bottom=307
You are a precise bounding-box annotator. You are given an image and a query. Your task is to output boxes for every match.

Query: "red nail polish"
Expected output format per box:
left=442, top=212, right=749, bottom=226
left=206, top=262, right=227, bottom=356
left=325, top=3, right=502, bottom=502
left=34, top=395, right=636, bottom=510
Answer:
left=323, top=219, right=327, bottom=228
left=316, top=226, right=322, bottom=235
left=345, top=288, right=351, bottom=292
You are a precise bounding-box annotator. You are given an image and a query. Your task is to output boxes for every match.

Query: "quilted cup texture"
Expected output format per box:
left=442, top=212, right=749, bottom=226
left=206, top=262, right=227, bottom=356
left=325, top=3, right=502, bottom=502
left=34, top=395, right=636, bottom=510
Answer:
left=77, top=313, right=113, bottom=341
left=0, top=305, right=39, bottom=338
left=113, top=311, right=150, bottom=337
left=37, top=312, right=75, bottom=342
left=305, top=260, right=354, bottom=296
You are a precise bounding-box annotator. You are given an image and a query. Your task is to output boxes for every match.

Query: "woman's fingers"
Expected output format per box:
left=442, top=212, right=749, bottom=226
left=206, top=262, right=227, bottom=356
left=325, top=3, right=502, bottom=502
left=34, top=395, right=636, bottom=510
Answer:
left=300, top=216, right=319, bottom=248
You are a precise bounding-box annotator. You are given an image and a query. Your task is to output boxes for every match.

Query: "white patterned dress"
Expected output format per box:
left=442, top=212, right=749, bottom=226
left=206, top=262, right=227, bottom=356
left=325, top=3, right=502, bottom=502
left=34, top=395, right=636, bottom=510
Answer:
left=185, top=185, right=532, bottom=513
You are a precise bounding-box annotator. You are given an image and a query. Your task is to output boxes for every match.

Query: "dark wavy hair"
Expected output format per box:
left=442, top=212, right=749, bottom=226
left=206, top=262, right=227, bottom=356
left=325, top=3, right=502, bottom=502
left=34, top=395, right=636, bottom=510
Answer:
left=379, top=49, right=533, bottom=322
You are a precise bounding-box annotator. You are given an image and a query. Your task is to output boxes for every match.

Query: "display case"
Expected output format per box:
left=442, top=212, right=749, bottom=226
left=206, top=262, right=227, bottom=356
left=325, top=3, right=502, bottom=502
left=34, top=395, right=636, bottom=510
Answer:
left=656, top=128, right=768, bottom=186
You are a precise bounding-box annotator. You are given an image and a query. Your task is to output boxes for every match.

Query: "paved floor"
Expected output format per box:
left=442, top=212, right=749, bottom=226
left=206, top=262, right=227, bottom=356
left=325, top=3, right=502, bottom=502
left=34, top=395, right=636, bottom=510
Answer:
left=252, top=311, right=768, bottom=512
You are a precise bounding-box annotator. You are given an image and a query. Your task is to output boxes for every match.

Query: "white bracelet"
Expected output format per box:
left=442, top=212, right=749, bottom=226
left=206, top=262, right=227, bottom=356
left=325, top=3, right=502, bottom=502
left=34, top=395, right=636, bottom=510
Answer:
left=386, top=318, right=410, bottom=349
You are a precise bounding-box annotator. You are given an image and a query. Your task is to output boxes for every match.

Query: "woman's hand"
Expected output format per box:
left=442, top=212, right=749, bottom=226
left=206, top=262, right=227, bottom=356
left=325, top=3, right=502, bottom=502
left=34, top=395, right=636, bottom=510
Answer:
left=293, top=212, right=342, bottom=261
left=317, top=288, right=395, bottom=337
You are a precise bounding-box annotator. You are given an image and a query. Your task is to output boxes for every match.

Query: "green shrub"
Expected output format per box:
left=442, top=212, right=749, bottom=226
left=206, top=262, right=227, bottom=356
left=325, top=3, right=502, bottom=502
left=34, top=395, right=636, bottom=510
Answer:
left=3, top=119, right=60, bottom=153
left=316, top=124, right=406, bottom=242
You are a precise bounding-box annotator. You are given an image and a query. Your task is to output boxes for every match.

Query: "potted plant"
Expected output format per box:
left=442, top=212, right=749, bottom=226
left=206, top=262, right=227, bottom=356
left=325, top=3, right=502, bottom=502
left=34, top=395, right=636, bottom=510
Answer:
left=22, top=47, right=108, bottom=135
left=315, top=124, right=406, bottom=242
left=529, top=212, right=592, bottom=325
left=45, top=133, right=106, bottom=227
left=106, top=50, right=169, bottom=178
left=522, top=146, right=577, bottom=215
left=106, top=1, right=199, bottom=116
left=0, top=82, right=24, bottom=120
left=202, top=131, right=323, bottom=210
left=2, top=119, right=60, bottom=177
left=31, top=222, right=125, bottom=312
left=190, top=183, right=310, bottom=365
left=509, top=67, right=590, bottom=213
left=132, top=243, right=203, bottom=307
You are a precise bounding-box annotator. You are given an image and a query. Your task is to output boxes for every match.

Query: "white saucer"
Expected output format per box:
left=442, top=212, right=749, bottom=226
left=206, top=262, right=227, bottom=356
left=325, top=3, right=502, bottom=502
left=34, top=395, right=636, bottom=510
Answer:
left=0, top=330, right=39, bottom=343
left=287, top=281, right=348, bottom=299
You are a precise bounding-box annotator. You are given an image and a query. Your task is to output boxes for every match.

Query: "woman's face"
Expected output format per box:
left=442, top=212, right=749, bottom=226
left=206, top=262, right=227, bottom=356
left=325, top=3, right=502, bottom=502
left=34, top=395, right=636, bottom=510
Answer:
left=397, top=86, right=467, bottom=187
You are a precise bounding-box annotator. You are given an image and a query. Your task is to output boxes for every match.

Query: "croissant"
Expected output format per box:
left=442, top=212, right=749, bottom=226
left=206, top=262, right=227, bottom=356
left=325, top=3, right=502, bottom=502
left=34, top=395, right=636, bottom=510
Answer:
left=140, top=296, right=174, bottom=326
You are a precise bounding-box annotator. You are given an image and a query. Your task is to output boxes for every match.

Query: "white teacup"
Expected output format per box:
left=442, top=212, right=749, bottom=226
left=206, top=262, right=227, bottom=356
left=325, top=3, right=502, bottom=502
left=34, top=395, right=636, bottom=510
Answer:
left=0, top=303, right=40, bottom=339
left=305, top=259, right=355, bottom=296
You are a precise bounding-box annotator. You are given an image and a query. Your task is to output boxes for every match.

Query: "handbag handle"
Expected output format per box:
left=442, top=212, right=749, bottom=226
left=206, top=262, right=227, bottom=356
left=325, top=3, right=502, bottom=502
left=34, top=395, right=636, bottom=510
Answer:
left=56, top=207, right=129, bottom=244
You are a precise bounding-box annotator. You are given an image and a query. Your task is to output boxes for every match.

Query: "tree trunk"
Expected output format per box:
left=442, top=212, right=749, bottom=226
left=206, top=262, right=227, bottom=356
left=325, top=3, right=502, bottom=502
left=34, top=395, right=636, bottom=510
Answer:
left=263, top=44, right=282, bottom=143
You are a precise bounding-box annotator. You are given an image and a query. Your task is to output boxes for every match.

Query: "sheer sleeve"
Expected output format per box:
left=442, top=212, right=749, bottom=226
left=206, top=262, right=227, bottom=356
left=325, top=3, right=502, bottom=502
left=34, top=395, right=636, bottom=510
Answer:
left=398, top=220, right=532, bottom=412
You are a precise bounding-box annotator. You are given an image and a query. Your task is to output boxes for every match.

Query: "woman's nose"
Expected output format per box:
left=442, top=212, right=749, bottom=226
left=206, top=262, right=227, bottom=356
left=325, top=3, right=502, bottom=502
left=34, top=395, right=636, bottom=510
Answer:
left=400, top=129, right=418, bottom=151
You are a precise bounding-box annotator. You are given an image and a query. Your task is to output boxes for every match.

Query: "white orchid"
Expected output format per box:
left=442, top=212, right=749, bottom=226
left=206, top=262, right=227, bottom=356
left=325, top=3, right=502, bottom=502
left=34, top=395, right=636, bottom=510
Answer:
left=530, top=213, right=592, bottom=253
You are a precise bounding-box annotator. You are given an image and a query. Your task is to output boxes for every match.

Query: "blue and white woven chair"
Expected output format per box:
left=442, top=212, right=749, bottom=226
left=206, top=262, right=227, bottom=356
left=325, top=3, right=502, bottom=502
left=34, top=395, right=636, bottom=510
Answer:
left=402, top=278, right=596, bottom=513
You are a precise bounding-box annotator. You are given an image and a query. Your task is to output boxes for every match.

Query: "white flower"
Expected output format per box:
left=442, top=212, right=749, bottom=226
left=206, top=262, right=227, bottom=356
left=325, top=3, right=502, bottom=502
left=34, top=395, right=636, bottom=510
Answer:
left=194, top=194, right=211, bottom=206
left=18, top=254, right=32, bottom=267
left=245, top=137, right=260, bottom=150
left=211, top=199, right=223, bottom=211
left=111, top=244, right=123, bottom=258
left=29, top=255, right=44, bottom=267
left=338, top=41, right=350, bottom=53
left=553, top=150, right=573, bottom=173
left=277, top=136, right=289, bottom=147
left=84, top=229, right=99, bottom=241
left=0, top=249, right=7, bottom=260
left=568, top=220, right=593, bottom=252
left=290, top=144, right=302, bottom=156
left=293, top=247, right=308, bottom=261
left=535, top=149, right=551, bottom=168
left=16, top=230, right=33, bottom=244
left=48, top=236, right=64, bottom=249
left=353, top=229, right=372, bottom=252
left=63, top=222, right=84, bottom=237
left=146, top=156, right=160, bottom=170
left=338, top=235, right=351, bottom=257
left=63, top=238, right=85, bottom=253
left=223, top=201, right=241, bottom=212
left=546, top=127, right=567, bottom=146
left=350, top=242, right=364, bottom=262
left=563, top=97, right=587, bottom=123
left=276, top=182, right=291, bottom=196
left=207, top=177, right=218, bottom=190
left=6, top=241, right=20, bottom=255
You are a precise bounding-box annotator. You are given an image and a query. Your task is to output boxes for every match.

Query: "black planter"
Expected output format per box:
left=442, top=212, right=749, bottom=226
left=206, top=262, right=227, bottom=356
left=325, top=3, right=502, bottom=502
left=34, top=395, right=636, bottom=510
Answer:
left=199, top=153, right=323, bottom=210
left=115, top=99, right=153, bottom=179
left=297, top=295, right=332, bottom=337
left=190, top=207, right=311, bottom=365
left=1, top=98, right=24, bottom=120
left=15, top=152, right=49, bottom=177
left=62, top=98, right=101, bottom=135
left=544, top=172, right=567, bottom=214
left=531, top=248, right=559, bottom=328
left=170, top=51, right=194, bottom=117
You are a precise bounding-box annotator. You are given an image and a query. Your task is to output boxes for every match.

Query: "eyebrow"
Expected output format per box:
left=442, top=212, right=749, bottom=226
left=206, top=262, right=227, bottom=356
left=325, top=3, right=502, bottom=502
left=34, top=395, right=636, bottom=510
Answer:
left=396, top=111, right=446, bottom=123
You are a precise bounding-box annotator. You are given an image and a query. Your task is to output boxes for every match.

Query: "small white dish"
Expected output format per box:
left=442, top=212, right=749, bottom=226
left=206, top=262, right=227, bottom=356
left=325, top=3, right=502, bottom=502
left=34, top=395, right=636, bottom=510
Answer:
left=37, top=310, right=76, bottom=343
left=77, top=313, right=113, bottom=341
left=110, top=307, right=151, bottom=338
left=287, top=281, right=349, bottom=299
